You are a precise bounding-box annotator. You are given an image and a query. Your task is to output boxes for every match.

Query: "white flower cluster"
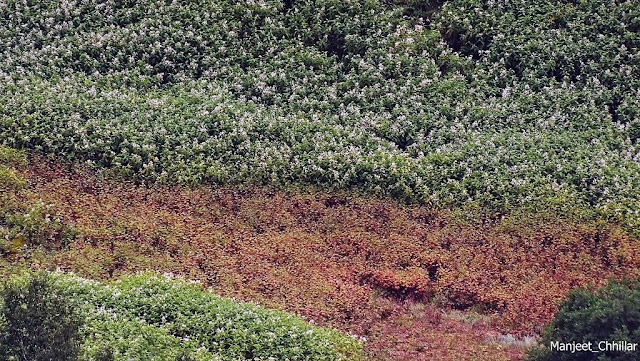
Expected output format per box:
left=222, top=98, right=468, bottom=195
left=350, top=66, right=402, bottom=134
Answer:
left=0, top=0, right=638, bottom=230
left=49, top=273, right=362, bottom=360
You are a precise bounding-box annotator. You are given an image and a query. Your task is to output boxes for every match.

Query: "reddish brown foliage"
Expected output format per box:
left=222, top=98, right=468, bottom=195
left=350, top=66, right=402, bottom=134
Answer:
left=13, top=158, right=640, bottom=361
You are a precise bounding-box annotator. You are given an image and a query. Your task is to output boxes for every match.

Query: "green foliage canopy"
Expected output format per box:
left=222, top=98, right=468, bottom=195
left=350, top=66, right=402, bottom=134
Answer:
left=0, top=0, right=638, bottom=230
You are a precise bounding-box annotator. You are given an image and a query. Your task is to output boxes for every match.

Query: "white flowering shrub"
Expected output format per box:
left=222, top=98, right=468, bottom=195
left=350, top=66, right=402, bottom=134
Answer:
left=0, top=0, right=638, bottom=232
left=79, top=314, right=222, bottom=361
left=50, top=272, right=363, bottom=361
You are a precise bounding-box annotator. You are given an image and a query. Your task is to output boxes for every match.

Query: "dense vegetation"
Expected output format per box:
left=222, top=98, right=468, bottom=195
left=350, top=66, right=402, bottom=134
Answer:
left=1, top=0, right=638, bottom=232
left=0, top=271, right=363, bottom=361
left=0, top=272, right=82, bottom=361
left=0, top=154, right=635, bottom=360
left=1, top=0, right=639, bottom=360
left=0, top=146, right=76, bottom=260
left=527, top=278, right=640, bottom=361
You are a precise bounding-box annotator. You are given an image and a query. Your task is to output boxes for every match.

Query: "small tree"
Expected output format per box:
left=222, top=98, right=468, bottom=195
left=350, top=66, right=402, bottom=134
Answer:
left=527, top=278, right=640, bottom=361
left=0, top=272, right=82, bottom=361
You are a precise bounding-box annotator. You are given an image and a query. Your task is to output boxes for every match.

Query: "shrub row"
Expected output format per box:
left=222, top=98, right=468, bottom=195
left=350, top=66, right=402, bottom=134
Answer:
left=0, top=271, right=363, bottom=361
left=0, top=0, right=638, bottom=228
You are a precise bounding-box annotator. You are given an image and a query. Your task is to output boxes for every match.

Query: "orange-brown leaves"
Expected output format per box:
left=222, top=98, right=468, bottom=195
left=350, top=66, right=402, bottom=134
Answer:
left=16, top=158, right=640, bottom=361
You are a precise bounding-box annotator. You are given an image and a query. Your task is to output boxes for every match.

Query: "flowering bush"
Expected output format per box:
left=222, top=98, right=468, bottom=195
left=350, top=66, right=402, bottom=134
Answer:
left=0, top=0, right=638, bottom=232
left=1, top=271, right=363, bottom=361
left=53, top=272, right=363, bottom=361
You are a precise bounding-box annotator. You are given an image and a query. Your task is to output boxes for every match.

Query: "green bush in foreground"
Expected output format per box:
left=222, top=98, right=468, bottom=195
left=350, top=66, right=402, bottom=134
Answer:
left=79, top=313, right=219, bottom=361
left=526, top=279, right=640, bottom=361
left=1, top=272, right=363, bottom=361
left=64, top=273, right=363, bottom=361
left=0, top=272, right=82, bottom=361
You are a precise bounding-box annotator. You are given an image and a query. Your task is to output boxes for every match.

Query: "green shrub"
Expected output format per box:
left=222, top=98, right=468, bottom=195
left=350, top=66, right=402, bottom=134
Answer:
left=0, top=272, right=225, bottom=361
left=54, top=273, right=363, bottom=361
left=0, top=146, right=78, bottom=255
left=0, top=146, right=27, bottom=169
left=78, top=314, right=220, bottom=361
left=0, top=165, right=26, bottom=192
left=1, top=0, right=639, bottom=231
left=0, top=272, right=82, bottom=361
left=3, top=201, right=78, bottom=248
left=1, top=200, right=78, bottom=258
left=0, top=146, right=26, bottom=209
left=526, top=279, right=640, bottom=361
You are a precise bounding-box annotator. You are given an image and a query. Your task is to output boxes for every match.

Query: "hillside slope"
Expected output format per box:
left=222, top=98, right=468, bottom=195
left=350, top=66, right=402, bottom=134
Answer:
left=1, top=0, right=639, bottom=230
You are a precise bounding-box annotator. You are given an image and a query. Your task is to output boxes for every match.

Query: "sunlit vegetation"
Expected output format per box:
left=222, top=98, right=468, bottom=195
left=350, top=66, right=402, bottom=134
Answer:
left=1, top=271, right=362, bottom=361
left=1, top=0, right=639, bottom=232
left=0, top=158, right=635, bottom=360
left=1, top=0, right=639, bottom=359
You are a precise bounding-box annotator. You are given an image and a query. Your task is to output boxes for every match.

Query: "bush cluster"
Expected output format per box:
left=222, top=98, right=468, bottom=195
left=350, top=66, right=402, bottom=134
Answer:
left=0, top=272, right=363, bottom=361
left=0, top=0, right=638, bottom=228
